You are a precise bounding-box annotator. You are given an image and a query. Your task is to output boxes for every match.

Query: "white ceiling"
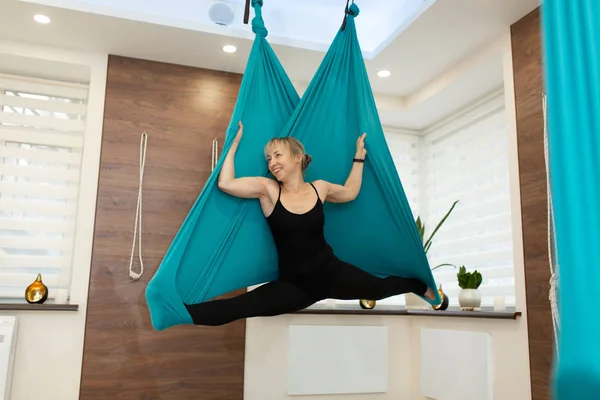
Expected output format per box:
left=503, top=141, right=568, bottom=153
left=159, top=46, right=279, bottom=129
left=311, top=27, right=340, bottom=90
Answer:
left=0, top=0, right=540, bottom=130
left=17, top=0, right=436, bottom=58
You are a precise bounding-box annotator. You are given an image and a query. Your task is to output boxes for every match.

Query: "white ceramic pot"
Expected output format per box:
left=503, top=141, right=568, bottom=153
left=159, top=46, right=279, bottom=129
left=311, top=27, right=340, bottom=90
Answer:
left=458, top=289, right=481, bottom=310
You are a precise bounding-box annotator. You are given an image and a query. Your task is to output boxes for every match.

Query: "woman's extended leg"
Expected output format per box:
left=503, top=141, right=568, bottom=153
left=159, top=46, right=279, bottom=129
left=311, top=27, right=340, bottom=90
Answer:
left=325, top=259, right=431, bottom=301
left=184, top=280, right=318, bottom=326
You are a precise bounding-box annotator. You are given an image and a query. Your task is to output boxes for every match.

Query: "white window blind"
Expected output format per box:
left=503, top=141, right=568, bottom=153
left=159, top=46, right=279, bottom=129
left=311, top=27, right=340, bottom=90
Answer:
left=423, top=106, right=515, bottom=307
left=0, top=75, right=89, bottom=301
left=309, top=102, right=515, bottom=310
left=385, top=130, right=420, bottom=218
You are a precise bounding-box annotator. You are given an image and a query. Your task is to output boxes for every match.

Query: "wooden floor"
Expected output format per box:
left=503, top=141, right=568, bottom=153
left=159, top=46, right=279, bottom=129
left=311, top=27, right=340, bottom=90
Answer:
left=79, top=55, right=247, bottom=399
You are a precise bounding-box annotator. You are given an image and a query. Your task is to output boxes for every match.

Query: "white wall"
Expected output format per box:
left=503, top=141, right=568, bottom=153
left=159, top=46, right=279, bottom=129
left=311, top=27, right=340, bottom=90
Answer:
left=243, top=32, right=532, bottom=400
left=244, top=314, right=530, bottom=400
left=0, top=39, right=107, bottom=400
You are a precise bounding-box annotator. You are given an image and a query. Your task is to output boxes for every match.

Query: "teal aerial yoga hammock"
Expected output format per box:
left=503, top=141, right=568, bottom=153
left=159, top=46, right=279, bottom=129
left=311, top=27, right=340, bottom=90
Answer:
left=145, top=0, right=439, bottom=330
left=541, top=1, right=600, bottom=398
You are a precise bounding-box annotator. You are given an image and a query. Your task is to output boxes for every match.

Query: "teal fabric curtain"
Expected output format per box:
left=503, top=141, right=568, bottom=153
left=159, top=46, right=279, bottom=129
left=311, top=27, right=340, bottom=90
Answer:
left=145, top=1, right=299, bottom=329
left=146, top=1, right=438, bottom=330
left=541, top=1, right=600, bottom=398
left=283, top=3, right=436, bottom=301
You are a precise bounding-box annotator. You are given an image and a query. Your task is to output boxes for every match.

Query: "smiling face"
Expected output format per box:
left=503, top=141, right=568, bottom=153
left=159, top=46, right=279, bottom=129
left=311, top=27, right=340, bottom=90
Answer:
left=264, top=137, right=311, bottom=181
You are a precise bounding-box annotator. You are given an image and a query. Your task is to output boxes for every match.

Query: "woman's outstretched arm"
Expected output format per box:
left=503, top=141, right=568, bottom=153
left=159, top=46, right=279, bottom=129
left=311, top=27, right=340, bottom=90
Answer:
left=317, top=133, right=367, bottom=203
left=218, top=121, right=271, bottom=199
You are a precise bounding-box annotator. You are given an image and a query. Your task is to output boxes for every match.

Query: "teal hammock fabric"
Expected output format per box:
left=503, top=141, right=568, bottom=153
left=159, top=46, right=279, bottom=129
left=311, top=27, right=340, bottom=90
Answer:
left=541, top=1, right=600, bottom=398
left=146, top=1, right=439, bottom=330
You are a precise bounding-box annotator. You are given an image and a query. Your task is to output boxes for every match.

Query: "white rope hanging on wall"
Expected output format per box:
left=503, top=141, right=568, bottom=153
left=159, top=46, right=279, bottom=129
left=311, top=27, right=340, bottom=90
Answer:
left=211, top=138, right=219, bottom=171
left=128, top=131, right=148, bottom=281
left=542, top=94, right=560, bottom=352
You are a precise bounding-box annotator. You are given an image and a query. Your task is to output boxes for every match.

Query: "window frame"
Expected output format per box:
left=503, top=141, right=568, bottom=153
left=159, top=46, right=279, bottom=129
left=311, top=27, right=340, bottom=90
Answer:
left=0, top=74, right=93, bottom=304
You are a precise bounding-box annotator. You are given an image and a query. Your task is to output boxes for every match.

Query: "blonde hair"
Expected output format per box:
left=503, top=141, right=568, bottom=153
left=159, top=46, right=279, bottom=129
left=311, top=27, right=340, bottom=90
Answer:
left=264, top=137, right=312, bottom=171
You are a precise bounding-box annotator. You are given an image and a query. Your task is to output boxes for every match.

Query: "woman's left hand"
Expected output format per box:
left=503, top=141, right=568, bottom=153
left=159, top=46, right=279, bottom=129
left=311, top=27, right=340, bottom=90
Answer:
left=355, top=133, right=367, bottom=159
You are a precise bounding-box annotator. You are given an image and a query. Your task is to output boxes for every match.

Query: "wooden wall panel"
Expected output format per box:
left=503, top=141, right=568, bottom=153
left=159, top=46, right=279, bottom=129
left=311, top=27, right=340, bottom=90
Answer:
left=511, top=8, right=554, bottom=400
left=80, top=56, right=246, bottom=399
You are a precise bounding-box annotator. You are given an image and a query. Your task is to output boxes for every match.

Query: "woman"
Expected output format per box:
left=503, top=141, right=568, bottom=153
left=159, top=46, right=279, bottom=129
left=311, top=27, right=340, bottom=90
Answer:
left=184, top=122, right=436, bottom=326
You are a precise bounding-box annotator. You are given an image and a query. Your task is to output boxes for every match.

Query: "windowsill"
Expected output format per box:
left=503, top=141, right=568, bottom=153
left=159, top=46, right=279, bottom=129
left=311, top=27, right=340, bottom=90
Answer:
left=0, top=303, right=79, bottom=312
left=295, top=304, right=521, bottom=320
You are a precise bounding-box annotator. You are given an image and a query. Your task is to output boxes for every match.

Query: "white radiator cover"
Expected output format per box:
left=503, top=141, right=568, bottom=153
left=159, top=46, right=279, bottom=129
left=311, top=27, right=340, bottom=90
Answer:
left=0, top=317, right=18, bottom=400
left=287, top=325, right=388, bottom=396
left=420, top=328, right=493, bottom=400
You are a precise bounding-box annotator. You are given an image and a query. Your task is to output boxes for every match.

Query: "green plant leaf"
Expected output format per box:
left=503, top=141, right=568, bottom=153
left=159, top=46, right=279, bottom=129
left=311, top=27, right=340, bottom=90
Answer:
left=422, top=200, right=459, bottom=252
left=457, top=265, right=468, bottom=288
left=430, top=263, right=456, bottom=272
left=467, top=273, right=476, bottom=289
left=415, top=217, right=425, bottom=243
left=424, top=241, right=432, bottom=254
left=474, top=271, right=483, bottom=288
left=456, top=267, right=484, bottom=289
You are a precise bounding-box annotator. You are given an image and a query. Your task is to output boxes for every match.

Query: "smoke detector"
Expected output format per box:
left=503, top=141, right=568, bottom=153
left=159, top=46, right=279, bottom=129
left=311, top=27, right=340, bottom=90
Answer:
left=208, top=1, right=235, bottom=26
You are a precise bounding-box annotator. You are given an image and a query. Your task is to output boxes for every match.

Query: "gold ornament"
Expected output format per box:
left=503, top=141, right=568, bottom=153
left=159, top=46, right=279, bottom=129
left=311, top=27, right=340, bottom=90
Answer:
left=432, top=284, right=449, bottom=311
left=359, top=299, right=376, bottom=309
left=25, top=273, right=48, bottom=304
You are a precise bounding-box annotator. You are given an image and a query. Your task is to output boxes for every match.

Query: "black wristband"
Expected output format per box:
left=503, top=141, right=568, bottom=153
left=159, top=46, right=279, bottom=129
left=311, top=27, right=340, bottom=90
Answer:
left=353, top=158, right=365, bottom=163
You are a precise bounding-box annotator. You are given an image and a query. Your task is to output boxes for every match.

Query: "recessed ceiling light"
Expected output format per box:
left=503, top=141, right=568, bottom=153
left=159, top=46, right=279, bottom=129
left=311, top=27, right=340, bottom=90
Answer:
left=377, top=70, right=391, bottom=78
left=33, top=14, right=51, bottom=24
left=222, top=45, right=237, bottom=53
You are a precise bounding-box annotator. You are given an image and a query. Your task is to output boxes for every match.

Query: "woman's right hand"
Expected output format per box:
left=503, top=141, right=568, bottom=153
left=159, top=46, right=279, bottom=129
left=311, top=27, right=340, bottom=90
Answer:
left=218, top=119, right=273, bottom=200
left=355, top=132, right=367, bottom=159
left=233, top=121, right=243, bottom=146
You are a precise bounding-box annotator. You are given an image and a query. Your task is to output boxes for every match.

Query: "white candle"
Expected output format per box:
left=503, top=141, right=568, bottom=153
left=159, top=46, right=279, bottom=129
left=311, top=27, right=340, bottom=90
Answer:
left=54, top=289, right=69, bottom=304
left=494, top=296, right=506, bottom=312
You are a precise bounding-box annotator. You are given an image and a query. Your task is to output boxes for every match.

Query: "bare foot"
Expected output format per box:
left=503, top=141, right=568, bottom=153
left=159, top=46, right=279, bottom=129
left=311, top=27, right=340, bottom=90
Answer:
left=424, top=287, right=436, bottom=300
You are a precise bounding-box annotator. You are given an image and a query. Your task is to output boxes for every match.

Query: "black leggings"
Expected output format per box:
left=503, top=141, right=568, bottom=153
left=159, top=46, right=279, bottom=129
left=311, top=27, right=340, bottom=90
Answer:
left=184, top=259, right=427, bottom=326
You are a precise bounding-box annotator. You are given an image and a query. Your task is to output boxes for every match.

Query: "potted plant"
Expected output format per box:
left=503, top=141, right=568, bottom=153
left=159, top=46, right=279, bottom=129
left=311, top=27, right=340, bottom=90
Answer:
left=456, top=266, right=483, bottom=310
left=360, top=200, right=460, bottom=311
left=404, top=200, right=459, bottom=310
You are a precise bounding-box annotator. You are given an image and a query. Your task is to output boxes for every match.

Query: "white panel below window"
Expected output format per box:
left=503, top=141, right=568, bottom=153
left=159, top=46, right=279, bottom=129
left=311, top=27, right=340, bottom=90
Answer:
left=0, top=316, right=18, bottom=400
left=287, top=325, right=388, bottom=396
left=420, top=328, right=493, bottom=400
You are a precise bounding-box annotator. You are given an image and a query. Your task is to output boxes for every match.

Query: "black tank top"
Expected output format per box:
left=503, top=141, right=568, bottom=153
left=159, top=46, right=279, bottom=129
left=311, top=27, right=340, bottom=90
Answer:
left=266, top=182, right=333, bottom=274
